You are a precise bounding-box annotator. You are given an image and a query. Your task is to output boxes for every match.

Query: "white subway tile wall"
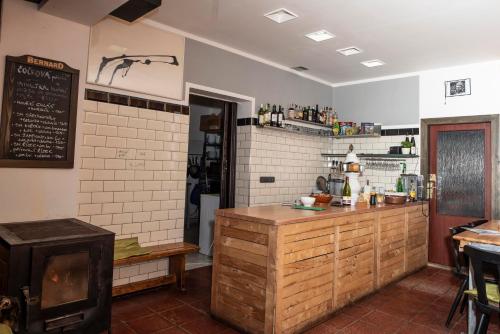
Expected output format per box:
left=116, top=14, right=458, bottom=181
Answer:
left=236, top=126, right=331, bottom=206
left=235, top=127, right=421, bottom=207
left=78, top=100, right=188, bottom=286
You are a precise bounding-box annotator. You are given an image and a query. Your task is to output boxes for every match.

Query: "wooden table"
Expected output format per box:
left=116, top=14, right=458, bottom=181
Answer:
left=453, top=220, right=500, bottom=334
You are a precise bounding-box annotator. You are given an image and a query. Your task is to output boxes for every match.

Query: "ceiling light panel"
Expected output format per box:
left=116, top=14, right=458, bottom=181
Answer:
left=337, top=47, right=363, bottom=56
left=264, top=8, right=298, bottom=23
left=361, top=59, right=386, bottom=67
left=305, top=30, right=335, bottom=42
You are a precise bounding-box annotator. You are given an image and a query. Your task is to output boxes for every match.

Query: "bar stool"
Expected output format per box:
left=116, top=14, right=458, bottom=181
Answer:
left=464, top=244, right=500, bottom=334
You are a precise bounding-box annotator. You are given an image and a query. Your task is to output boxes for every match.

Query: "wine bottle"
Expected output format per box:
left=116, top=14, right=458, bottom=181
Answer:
left=410, top=136, right=416, bottom=155
left=342, top=177, right=351, bottom=205
left=287, top=104, right=295, bottom=120
left=271, top=105, right=277, bottom=127
left=308, top=106, right=312, bottom=122
left=315, top=105, right=319, bottom=123
left=302, top=106, right=308, bottom=121
left=277, top=105, right=284, bottom=127
left=396, top=177, right=404, bottom=193
left=264, top=103, right=271, bottom=126
left=258, top=104, right=265, bottom=127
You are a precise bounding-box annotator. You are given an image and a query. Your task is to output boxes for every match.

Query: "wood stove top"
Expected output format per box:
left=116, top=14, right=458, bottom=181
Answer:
left=0, top=218, right=114, bottom=245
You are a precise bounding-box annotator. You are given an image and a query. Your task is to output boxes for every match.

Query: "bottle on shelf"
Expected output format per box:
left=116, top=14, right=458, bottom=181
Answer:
left=296, top=105, right=303, bottom=120
left=363, top=179, right=371, bottom=202
left=270, top=105, right=278, bottom=127
left=258, top=104, right=265, bottom=127
left=302, top=106, right=308, bottom=121
left=264, top=103, right=271, bottom=126
left=342, top=176, right=352, bottom=206
left=308, top=106, right=313, bottom=122
left=410, top=136, right=416, bottom=155
left=277, top=105, right=284, bottom=128
left=314, top=105, right=319, bottom=123
left=287, top=104, right=295, bottom=120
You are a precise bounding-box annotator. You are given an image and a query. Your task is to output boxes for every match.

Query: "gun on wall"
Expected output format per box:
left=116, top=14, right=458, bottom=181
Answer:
left=94, top=54, right=179, bottom=85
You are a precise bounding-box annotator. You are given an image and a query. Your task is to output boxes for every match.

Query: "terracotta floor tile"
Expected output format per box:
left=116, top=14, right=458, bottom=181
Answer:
left=338, top=320, right=387, bottom=334
left=179, top=316, right=228, bottom=334
left=397, top=322, right=448, bottom=334
left=340, top=304, right=373, bottom=318
left=322, top=313, right=357, bottom=330
left=110, top=322, right=136, bottom=334
left=112, top=300, right=155, bottom=321
left=126, top=314, right=174, bottom=334
left=361, top=310, right=407, bottom=333
left=304, top=323, right=337, bottom=334
left=160, top=305, right=209, bottom=325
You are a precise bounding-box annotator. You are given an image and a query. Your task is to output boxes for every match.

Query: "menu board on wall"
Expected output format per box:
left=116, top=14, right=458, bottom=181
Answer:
left=0, top=55, right=79, bottom=168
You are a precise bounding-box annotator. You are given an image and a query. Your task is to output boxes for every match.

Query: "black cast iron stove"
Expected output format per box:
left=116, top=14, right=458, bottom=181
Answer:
left=0, top=218, right=114, bottom=333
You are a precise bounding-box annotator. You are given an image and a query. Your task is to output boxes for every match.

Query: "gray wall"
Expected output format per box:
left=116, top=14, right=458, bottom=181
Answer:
left=184, top=39, right=333, bottom=113
left=332, top=76, right=419, bottom=126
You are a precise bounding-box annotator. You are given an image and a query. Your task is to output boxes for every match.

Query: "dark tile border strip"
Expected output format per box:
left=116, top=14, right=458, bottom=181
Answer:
left=381, top=128, right=419, bottom=136
left=236, top=118, right=419, bottom=136
left=85, top=89, right=190, bottom=115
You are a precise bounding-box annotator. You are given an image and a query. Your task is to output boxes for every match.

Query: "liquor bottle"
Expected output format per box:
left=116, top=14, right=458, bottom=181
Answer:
left=308, top=106, right=313, bottom=122
left=396, top=177, right=404, bottom=193
left=258, top=104, right=265, bottom=127
left=410, top=136, right=416, bottom=155
left=264, top=104, right=271, bottom=126
left=315, top=105, right=319, bottom=123
left=271, top=105, right=278, bottom=127
left=409, top=180, right=417, bottom=202
left=277, top=105, right=284, bottom=127
left=287, top=104, right=295, bottom=119
left=302, top=106, right=308, bottom=121
left=342, top=176, right=351, bottom=205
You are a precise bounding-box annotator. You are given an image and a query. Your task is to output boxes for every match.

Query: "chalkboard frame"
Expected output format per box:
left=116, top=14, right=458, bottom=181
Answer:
left=0, top=55, right=79, bottom=168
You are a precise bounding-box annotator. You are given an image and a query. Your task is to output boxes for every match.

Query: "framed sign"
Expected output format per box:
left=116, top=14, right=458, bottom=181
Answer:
left=445, top=78, right=471, bottom=97
left=0, top=55, right=79, bottom=168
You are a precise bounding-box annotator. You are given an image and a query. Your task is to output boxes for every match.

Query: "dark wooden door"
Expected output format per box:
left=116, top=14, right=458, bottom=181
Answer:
left=428, top=122, right=491, bottom=266
left=219, top=102, right=237, bottom=209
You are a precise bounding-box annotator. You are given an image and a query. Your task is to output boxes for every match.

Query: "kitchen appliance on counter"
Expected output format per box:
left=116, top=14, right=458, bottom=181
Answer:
left=329, top=177, right=344, bottom=206
left=400, top=174, right=425, bottom=200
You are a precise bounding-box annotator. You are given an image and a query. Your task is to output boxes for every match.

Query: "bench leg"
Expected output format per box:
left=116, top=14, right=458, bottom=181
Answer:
left=170, top=254, right=187, bottom=292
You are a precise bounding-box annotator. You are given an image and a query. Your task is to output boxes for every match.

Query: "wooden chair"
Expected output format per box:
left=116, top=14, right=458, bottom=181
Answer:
left=112, top=242, right=199, bottom=297
left=464, top=244, right=500, bottom=334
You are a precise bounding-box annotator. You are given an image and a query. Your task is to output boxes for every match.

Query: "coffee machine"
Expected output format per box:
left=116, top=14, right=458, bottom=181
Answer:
left=400, top=174, right=425, bottom=200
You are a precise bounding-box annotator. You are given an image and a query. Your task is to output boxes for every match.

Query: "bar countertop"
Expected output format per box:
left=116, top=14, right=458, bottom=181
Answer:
left=216, top=201, right=427, bottom=225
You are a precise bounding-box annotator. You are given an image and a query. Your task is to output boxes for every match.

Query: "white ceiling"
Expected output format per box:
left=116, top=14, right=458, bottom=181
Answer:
left=147, top=0, right=500, bottom=85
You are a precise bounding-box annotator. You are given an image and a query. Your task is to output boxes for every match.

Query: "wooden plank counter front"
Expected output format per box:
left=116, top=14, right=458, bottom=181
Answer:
left=211, top=202, right=429, bottom=334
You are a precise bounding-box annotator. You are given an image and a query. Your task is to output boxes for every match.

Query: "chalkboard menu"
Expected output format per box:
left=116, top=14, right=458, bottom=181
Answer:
left=0, top=55, right=79, bottom=168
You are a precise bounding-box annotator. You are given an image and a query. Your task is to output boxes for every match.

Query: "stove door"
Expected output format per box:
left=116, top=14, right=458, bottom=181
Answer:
left=27, top=240, right=100, bottom=330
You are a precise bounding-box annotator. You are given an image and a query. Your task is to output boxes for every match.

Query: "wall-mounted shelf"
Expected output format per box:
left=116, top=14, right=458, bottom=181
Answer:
left=257, top=123, right=332, bottom=137
left=332, top=134, right=381, bottom=139
left=321, top=153, right=419, bottom=159
left=284, top=118, right=332, bottom=129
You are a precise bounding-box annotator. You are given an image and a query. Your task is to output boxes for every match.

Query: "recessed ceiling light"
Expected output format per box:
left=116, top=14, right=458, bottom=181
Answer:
left=305, top=30, right=335, bottom=42
left=291, top=66, right=308, bottom=72
left=264, top=8, right=298, bottom=24
left=337, top=47, right=363, bottom=56
left=361, top=59, right=386, bottom=67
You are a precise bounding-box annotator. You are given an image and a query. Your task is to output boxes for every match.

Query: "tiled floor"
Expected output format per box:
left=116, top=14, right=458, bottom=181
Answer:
left=111, top=266, right=499, bottom=334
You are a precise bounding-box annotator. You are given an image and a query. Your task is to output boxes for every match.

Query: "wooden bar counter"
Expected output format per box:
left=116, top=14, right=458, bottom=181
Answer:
left=210, top=202, right=429, bottom=334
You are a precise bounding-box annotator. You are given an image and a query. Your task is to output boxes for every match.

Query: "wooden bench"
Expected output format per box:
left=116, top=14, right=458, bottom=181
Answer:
left=112, top=242, right=199, bottom=297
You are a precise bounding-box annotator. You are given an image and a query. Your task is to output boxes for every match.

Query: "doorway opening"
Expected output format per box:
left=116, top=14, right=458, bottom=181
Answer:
left=421, top=115, right=499, bottom=267
left=184, top=94, right=238, bottom=270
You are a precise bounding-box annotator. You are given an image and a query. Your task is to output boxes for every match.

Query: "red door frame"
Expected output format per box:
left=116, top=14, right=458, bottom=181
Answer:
left=428, top=122, right=491, bottom=266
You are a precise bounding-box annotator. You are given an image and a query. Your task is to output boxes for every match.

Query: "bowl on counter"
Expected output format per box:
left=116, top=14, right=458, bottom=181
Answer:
left=311, top=193, right=333, bottom=204
left=300, top=196, right=316, bottom=207
left=384, top=192, right=407, bottom=204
